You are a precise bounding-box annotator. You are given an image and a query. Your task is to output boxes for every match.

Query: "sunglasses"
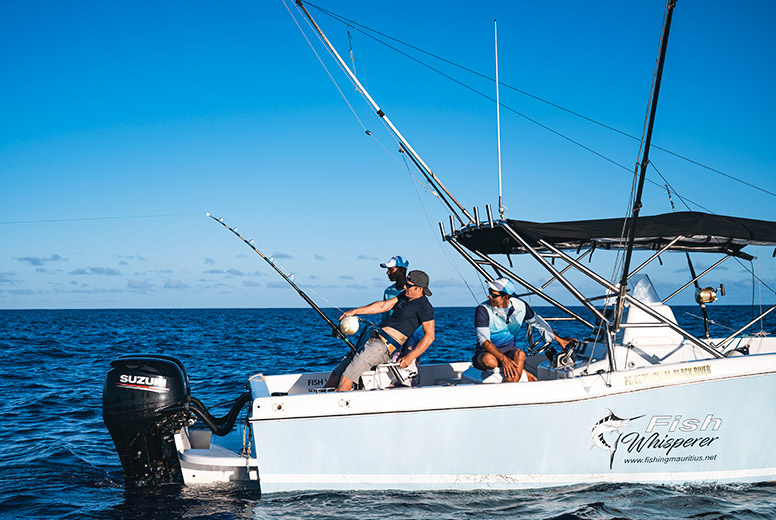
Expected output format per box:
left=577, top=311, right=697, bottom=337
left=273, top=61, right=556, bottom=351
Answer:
left=488, top=290, right=506, bottom=298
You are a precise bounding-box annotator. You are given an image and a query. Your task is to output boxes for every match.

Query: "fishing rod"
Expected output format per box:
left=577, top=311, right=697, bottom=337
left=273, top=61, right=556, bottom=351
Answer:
left=207, top=212, right=357, bottom=354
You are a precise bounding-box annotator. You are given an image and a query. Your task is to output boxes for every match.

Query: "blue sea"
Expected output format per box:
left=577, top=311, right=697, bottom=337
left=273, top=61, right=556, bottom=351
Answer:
left=1, top=306, right=775, bottom=519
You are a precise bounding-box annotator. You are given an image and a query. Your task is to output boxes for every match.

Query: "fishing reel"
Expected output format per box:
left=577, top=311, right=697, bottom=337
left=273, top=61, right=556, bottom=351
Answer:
left=339, top=316, right=360, bottom=336
left=695, top=284, right=725, bottom=304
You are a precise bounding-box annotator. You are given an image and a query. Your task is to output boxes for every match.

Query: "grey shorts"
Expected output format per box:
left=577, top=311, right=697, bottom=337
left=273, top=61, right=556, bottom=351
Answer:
left=333, top=333, right=391, bottom=383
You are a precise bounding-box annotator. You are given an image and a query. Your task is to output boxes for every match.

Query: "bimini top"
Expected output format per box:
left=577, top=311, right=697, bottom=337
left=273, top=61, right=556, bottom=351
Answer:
left=453, top=211, right=776, bottom=260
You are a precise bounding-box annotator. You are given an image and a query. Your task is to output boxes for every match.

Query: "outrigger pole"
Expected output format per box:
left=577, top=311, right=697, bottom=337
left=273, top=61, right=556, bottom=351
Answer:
left=295, top=0, right=474, bottom=226
left=614, top=0, right=677, bottom=330
left=207, top=212, right=357, bottom=354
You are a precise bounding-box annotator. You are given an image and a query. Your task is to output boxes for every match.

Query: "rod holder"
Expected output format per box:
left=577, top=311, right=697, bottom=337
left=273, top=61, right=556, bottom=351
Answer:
left=474, top=207, right=480, bottom=229
left=486, top=205, right=494, bottom=228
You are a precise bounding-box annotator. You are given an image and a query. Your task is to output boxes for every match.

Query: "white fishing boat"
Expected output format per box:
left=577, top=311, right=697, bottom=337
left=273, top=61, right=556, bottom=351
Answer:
left=103, top=0, right=776, bottom=493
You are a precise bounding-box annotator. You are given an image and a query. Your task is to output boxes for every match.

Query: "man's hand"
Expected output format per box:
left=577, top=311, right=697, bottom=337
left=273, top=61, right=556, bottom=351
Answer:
left=339, top=309, right=356, bottom=320
left=499, top=355, right=519, bottom=379
left=397, top=356, right=413, bottom=369
left=555, top=335, right=578, bottom=349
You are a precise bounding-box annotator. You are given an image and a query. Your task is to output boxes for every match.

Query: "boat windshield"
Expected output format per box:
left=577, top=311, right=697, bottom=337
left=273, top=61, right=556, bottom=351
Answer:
left=630, top=274, right=660, bottom=303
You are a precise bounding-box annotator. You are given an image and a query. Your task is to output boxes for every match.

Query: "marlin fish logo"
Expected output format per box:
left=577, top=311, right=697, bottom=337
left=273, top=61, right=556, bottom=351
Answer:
left=592, top=409, right=643, bottom=469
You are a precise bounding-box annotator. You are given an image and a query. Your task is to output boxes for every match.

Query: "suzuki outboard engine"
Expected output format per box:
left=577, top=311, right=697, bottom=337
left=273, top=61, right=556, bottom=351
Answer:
left=103, top=355, right=191, bottom=487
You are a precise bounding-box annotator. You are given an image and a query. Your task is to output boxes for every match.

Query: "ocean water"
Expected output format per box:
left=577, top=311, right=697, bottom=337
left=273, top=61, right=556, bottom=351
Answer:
left=0, top=306, right=775, bottom=520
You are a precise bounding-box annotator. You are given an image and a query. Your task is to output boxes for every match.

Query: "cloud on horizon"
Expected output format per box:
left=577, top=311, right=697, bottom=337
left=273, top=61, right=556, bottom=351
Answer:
left=0, top=272, right=19, bottom=284
left=127, top=280, right=154, bottom=291
left=15, top=254, right=66, bottom=266
left=163, top=280, right=189, bottom=290
left=69, top=267, right=121, bottom=276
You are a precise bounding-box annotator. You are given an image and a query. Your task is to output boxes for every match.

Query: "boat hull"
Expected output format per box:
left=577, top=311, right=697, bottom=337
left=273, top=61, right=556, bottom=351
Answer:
left=242, top=355, right=776, bottom=493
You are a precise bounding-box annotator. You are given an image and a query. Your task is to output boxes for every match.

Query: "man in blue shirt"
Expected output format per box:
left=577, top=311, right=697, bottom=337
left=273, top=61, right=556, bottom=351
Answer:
left=473, top=277, right=572, bottom=382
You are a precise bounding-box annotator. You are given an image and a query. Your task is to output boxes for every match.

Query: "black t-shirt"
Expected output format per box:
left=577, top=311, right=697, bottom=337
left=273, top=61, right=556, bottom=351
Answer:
left=380, top=291, right=433, bottom=337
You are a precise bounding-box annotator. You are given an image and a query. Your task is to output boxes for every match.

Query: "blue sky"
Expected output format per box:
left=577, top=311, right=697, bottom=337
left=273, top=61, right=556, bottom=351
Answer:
left=1, top=0, right=774, bottom=310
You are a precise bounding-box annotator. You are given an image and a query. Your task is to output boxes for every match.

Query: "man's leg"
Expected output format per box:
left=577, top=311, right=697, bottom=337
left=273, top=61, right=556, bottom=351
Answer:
left=326, top=352, right=355, bottom=388
left=337, top=374, right=355, bottom=392
left=337, top=337, right=390, bottom=391
left=503, top=349, right=525, bottom=382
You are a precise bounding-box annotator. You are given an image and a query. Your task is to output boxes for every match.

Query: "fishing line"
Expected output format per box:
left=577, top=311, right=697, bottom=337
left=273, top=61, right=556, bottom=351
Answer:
left=287, top=0, right=450, bottom=217
left=682, top=311, right=735, bottom=332
left=406, top=151, right=481, bottom=304
left=207, top=212, right=357, bottom=353
left=650, top=162, right=712, bottom=213
left=341, top=20, right=637, bottom=175
left=304, top=1, right=776, bottom=201
left=0, top=213, right=198, bottom=225
left=732, top=256, right=775, bottom=297
left=282, top=0, right=370, bottom=135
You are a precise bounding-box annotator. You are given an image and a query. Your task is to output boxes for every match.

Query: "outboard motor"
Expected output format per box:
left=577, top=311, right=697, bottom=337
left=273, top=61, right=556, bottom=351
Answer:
left=103, top=355, right=191, bottom=487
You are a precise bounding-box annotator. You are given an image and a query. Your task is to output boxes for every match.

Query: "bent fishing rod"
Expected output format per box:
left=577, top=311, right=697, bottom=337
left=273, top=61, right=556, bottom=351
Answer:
left=207, top=212, right=357, bottom=354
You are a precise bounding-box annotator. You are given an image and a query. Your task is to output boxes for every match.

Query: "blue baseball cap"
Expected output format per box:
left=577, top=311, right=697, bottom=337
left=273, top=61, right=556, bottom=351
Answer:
left=380, top=256, right=409, bottom=269
left=488, top=277, right=515, bottom=296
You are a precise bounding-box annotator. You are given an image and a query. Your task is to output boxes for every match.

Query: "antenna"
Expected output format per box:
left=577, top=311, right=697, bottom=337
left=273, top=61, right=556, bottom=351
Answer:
left=495, top=19, right=506, bottom=219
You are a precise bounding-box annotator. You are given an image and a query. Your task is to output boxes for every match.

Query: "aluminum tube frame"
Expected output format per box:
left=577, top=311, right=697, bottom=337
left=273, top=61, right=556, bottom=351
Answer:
left=445, top=236, right=594, bottom=329
left=537, top=239, right=724, bottom=359
left=445, top=237, right=497, bottom=282
left=464, top=245, right=595, bottom=329
left=661, top=255, right=731, bottom=304
left=626, top=236, right=683, bottom=281
left=541, top=248, right=593, bottom=290
left=717, top=303, right=776, bottom=350
left=499, top=222, right=608, bottom=324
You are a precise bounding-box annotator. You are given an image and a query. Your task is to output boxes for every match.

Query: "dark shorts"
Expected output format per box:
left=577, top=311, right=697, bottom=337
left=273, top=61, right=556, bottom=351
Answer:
left=471, top=348, right=521, bottom=371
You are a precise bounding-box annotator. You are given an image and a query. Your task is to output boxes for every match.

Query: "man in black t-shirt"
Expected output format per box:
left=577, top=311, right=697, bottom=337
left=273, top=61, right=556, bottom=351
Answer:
left=333, top=270, right=435, bottom=391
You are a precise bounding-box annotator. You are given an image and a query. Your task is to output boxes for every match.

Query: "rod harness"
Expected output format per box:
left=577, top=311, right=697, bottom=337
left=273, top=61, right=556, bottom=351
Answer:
left=207, top=212, right=357, bottom=354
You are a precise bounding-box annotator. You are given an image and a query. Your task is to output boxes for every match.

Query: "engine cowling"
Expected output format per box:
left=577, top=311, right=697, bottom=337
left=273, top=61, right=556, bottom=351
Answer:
left=103, top=355, right=190, bottom=487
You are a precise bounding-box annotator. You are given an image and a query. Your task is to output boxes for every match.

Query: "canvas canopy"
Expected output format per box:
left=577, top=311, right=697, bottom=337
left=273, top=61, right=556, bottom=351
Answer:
left=454, top=212, right=776, bottom=260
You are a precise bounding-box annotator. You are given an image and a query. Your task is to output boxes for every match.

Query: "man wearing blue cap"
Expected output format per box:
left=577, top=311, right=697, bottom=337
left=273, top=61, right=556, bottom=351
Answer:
left=380, top=255, right=410, bottom=321
left=473, top=277, right=572, bottom=382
